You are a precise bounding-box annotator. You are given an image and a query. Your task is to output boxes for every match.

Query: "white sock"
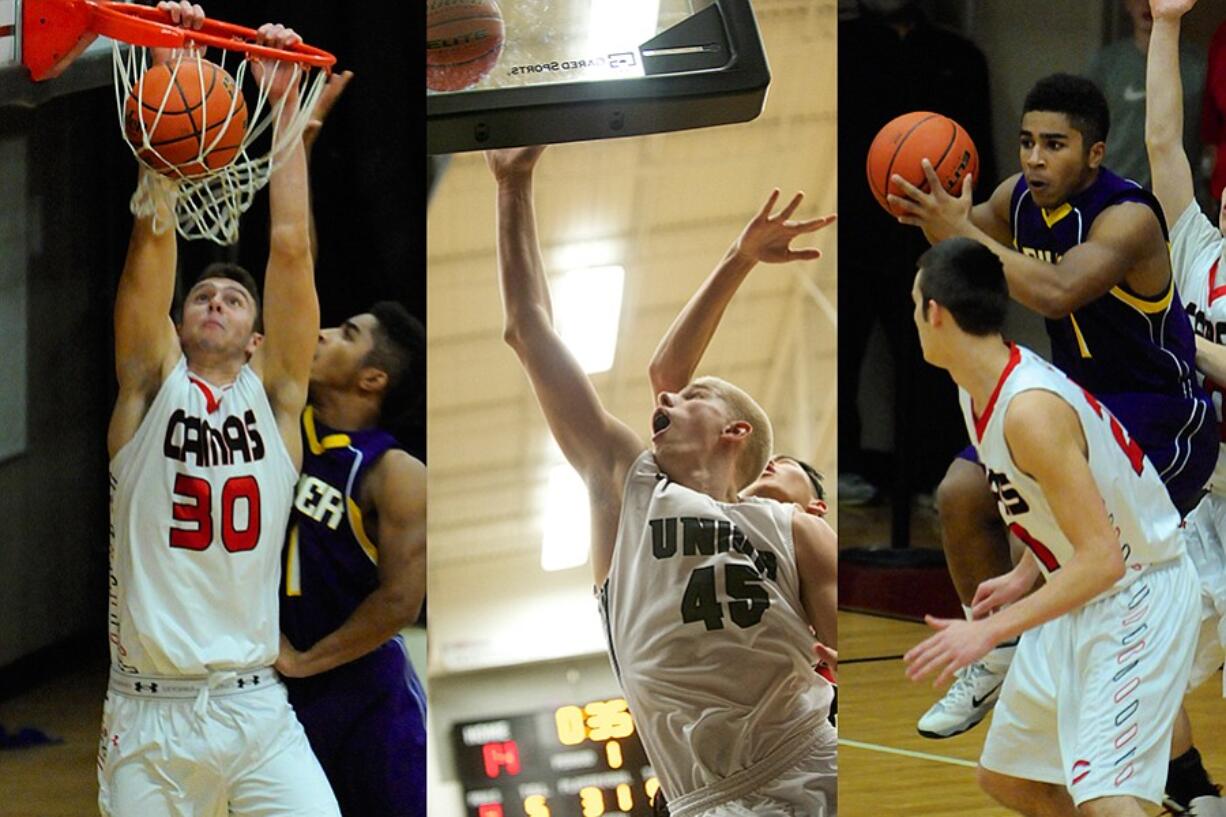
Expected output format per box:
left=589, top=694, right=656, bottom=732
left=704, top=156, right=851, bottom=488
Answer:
left=965, top=605, right=1016, bottom=673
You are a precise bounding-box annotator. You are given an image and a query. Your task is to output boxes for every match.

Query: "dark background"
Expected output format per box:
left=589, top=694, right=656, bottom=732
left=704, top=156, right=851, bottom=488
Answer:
left=0, top=3, right=424, bottom=686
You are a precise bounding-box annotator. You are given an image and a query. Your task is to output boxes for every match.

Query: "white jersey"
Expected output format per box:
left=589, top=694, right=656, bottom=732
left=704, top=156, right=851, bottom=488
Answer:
left=598, top=452, right=833, bottom=800
left=961, top=344, right=1183, bottom=590
left=109, top=357, right=297, bottom=676
left=1170, top=199, right=1226, bottom=495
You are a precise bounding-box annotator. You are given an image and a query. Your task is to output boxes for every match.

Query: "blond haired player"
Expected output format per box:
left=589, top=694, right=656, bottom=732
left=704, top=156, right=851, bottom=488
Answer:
left=906, top=237, right=1201, bottom=817
left=99, top=4, right=339, bottom=815
left=489, top=144, right=836, bottom=817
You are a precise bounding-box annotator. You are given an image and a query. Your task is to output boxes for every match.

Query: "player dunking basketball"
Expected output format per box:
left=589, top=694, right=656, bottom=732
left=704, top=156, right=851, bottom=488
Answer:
left=276, top=302, right=427, bottom=817
left=905, top=237, right=1202, bottom=817
left=100, top=4, right=339, bottom=815
left=489, top=144, right=836, bottom=817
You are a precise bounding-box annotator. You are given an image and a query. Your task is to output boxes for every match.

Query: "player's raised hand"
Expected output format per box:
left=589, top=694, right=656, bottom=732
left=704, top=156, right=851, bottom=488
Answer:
left=733, top=189, right=836, bottom=265
left=303, top=70, right=355, bottom=152
left=486, top=146, right=548, bottom=183
left=888, top=158, right=974, bottom=245
left=151, top=1, right=204, bottom=65
left=904, top=616, right=997, bottom=687
left=252, top=23, right=304, bottom=104
left=1150, top=0, right=1198, bottom=21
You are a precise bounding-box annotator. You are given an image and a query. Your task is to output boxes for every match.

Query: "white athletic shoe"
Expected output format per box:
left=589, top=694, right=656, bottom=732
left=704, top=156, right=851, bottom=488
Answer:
left=916, top=660, right=1005, bottom=739
left=1188, top=794, right=1226, bottom=817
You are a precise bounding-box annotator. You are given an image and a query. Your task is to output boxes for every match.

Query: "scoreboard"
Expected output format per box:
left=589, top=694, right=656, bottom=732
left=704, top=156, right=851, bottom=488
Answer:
left=453, top=697, right=660, bottom=817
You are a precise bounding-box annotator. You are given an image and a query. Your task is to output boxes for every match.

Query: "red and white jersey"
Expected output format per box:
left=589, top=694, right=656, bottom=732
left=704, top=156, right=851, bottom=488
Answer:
left=961, top=344, right=1184, bottom=591
left=108, top=357, right=297, bottom=676
left=598, top=452, right=833, bottom=800
left=1170, top=200, right=1226, bottom=495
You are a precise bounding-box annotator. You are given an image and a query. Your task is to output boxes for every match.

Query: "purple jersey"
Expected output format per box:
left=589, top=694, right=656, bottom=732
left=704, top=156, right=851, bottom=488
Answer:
left=281, top=406, right=399, bottom=649
left=280, top=406, right=426, bottom=817
left=1009, top=168, right=1214, bottom=511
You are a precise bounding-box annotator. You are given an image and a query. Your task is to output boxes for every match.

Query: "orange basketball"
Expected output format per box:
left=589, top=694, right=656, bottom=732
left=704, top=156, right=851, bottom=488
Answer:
left=866, top=111, right=978, bottom=217
left=123, top=60, right=248, bottom=179
left=426, top=0, right=505, bottom=92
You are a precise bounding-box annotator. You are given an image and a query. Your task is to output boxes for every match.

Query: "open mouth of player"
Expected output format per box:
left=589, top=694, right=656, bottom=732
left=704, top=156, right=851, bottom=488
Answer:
left=651, top=409, right=671, bottom=439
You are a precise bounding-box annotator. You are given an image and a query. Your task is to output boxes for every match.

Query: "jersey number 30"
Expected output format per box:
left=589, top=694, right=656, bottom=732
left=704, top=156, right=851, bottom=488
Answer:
left=170, top=474, right=262, bottom=552
left=681, top=564, right=770, bottom=631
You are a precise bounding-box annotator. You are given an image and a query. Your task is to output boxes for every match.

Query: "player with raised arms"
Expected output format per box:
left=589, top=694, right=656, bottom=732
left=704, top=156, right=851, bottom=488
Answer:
left=647, top=188, right=836, bottom=524
left=889, top=72, right=1216, bottom=753
left=906, top=236, right=1202, bottom=817
left=489, top=144, right=836, bottom=817
left=100, top=3, right=339, bottom=815
left=1144, top=2, right=1226, bottom=812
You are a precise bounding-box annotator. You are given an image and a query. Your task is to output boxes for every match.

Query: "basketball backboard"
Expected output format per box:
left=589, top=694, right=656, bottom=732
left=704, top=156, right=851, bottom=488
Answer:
left=426, top=0, right=770, bottom=153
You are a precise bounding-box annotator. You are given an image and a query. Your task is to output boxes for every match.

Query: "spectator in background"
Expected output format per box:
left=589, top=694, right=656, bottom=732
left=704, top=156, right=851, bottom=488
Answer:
left=838, top=0, right=994, bottom=505
left=1088, top=0, right=1208, bottom=204
left=1202, top=14, right=1226, bottom=209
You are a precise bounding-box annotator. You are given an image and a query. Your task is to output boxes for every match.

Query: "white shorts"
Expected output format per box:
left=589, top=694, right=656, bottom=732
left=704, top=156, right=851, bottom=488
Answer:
left=668, top=718, right=837, bottom=817
left=1181, top=493, right=1226, bottom=692
left=979, top=556, right=1200, bottom=807
left=98, top=668, right=340, bottom=817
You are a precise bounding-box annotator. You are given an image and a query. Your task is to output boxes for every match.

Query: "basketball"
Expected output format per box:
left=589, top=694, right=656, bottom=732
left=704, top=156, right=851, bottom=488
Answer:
left=123, top=60, right=248, bottom=179
left=866, top=111, right=978, bottom=217
left=426, top=0, right=505, bottom=93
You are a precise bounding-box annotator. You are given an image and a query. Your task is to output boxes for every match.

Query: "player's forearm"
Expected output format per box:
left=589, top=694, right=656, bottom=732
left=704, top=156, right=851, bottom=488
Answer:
left=1147, top=17, right=1186, bottom=154
left=293, top=587, right=420, bottom=677
left=649, top=248, right=755, bottom=394
left=980, top=543, right=1123, bottom=645
left=971, top=229, right=1087, bottom=318
left=497, top=177, right=555, bottom=344
left=268, top=135, right=311, bottom=262
left=1195, top=335, right=1226, bottom=384
left=1147, top=14, right=1197, bottom=222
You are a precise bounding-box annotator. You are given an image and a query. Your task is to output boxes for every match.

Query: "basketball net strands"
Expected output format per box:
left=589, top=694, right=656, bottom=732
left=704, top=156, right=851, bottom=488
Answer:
left=23, top=0, right=336, bottom=245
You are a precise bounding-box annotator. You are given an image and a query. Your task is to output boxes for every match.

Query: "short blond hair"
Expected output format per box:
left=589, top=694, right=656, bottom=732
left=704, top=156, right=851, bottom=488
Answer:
left=692, top=375, right=774, bottom=490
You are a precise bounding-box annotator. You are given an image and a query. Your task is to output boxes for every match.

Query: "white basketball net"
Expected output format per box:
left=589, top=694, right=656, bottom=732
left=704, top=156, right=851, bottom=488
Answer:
left=112, top=43, right=327, bottom=245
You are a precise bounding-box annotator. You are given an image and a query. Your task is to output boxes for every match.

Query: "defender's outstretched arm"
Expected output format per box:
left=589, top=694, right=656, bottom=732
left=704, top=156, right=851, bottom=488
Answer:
left=649, top=190, right=833, bottom=397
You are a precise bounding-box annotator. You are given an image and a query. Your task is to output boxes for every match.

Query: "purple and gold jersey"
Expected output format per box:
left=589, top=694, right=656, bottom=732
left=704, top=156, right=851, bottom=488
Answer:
left=1009, top=168, right=1214, bottom=510
left=1010, top=168, right=1191, bottom=396
left=280, top=406, right=399, bottom=650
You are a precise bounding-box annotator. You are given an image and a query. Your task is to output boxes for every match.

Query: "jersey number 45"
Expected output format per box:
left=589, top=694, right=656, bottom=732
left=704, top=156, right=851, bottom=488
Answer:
left=681, top=564, right=770, bottom=631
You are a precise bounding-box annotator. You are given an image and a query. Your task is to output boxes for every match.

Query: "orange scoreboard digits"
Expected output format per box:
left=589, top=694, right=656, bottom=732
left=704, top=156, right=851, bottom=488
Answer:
left=454, top=700, right=658, bottom=817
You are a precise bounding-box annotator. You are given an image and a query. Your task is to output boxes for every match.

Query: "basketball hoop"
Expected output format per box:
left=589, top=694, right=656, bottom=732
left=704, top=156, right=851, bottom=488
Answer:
left=23, top=0, right=337, bottom=245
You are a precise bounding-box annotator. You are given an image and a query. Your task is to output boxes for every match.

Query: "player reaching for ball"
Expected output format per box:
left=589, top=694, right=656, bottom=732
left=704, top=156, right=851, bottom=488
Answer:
left=906, top=236, right=1202, bottom=817
left=489, top=144, right=836, bottom=817
left=648, top=188, right=837, bottom=523
left=100, top=4, right=340, bottom=815
left=889, top=73, right=1217, bottom=755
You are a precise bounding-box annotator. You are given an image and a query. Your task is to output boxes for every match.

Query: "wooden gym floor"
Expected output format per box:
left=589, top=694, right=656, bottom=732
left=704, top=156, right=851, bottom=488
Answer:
left=839, top=611, right=1226, bottom=816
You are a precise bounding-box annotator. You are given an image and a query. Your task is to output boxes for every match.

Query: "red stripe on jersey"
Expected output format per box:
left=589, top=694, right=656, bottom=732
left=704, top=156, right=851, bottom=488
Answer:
left=1009, top=522, right=1061, bottom=572
left=188, top=376, right=222, bottom=414
left=974, top=343, right=1023, bottom=441
left=1209, top=258, right=1226, bottom=306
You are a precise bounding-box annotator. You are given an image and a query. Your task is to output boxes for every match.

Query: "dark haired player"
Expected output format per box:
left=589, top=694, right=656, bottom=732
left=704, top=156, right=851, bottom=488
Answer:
left=273, top=301, right=426, bottom=817
left=100, top=5, right=341, bottom=815
left=890, top=72, right=1216, bottom=752
left=906, top=236, right=1201, bottom=817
